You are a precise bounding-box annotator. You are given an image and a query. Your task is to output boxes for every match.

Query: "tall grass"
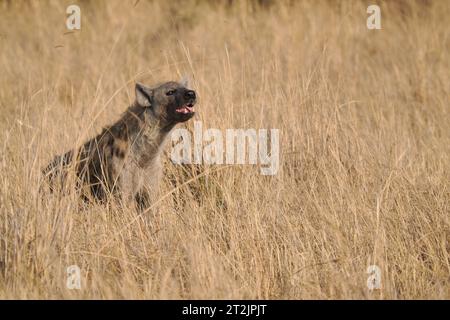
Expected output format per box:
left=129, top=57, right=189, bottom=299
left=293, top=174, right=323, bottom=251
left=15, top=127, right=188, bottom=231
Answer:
left=0, top=0, right=448, bottom=299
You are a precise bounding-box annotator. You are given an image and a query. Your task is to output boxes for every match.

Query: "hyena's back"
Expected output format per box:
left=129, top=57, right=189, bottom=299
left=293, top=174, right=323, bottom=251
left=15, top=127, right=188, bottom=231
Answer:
left=42, top=129, right=126, bottom=201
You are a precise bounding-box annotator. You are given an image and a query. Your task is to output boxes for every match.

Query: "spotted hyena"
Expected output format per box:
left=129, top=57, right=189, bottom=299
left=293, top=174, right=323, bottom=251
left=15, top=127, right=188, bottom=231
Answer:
left=42, top=79, right=197, bottom=210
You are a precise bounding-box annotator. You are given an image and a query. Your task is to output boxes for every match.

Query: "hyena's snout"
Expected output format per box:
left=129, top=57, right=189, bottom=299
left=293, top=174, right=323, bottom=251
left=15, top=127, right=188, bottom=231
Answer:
left=174, top=89, right=197, bottom=121
left=184, top=89, right=196, bottom=100
left=177, top=89, right=196, bottom=113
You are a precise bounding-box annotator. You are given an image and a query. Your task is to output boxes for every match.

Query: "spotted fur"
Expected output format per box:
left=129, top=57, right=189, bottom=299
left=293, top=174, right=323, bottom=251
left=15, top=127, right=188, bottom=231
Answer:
left=43, top=80, right=197, bottom=209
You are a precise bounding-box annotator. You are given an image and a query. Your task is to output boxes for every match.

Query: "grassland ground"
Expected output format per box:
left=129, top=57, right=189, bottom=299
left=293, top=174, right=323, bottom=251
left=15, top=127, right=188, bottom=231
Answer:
left=0, top=0, right=448, bottom=299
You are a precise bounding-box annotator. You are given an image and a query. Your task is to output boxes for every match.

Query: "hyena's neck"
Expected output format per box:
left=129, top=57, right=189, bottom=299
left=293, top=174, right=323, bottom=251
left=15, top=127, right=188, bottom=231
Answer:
left=120, top=106, right=175, bottom=169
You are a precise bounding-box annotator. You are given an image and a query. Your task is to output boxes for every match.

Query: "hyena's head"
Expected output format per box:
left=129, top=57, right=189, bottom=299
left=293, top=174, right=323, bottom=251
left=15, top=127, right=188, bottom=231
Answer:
left=134, top=79, right=196, bottom=125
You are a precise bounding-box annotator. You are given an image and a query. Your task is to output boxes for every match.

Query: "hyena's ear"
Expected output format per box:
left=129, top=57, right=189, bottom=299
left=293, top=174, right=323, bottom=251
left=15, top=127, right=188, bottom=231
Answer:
left=180, top=75, right=191, bottom=88
left=135, top=83, right=153, bottom=107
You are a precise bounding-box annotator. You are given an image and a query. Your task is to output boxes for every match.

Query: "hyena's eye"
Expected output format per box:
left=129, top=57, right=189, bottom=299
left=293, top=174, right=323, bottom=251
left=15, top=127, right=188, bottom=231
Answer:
left=166, top=90, right=175, bottom=96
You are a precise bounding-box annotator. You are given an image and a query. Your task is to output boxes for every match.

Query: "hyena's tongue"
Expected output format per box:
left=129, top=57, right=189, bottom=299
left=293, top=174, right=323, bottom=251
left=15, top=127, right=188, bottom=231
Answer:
left=176, top=105, right=194, bottom=114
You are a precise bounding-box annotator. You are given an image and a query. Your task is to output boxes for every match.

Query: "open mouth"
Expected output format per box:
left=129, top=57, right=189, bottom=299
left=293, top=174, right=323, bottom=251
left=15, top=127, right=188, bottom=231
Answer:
left=175, top=103, right=195, bottom=115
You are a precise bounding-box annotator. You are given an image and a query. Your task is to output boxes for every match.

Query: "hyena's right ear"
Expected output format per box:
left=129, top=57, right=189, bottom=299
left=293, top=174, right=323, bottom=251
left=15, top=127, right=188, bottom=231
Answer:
left=135, top=83, right=153, bottom=107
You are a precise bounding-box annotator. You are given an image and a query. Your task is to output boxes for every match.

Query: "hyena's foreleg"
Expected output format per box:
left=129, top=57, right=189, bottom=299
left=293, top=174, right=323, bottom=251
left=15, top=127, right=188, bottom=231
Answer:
left=135, top=188, right=152, bottom=212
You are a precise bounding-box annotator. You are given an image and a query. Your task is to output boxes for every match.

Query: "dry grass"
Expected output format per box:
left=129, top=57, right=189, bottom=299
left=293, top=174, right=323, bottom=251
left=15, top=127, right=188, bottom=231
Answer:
left=0, top=0, right=449, bottom=299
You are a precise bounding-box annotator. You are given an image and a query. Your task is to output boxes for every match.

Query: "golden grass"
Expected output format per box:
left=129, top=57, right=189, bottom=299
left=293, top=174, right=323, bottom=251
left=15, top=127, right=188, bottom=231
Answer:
left=0, top=0, right=448, bottom=299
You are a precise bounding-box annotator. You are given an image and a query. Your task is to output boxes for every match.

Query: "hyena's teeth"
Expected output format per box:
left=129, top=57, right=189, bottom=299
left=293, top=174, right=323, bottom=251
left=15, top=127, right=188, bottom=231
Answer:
left=176, top=105, right=194, bottom=114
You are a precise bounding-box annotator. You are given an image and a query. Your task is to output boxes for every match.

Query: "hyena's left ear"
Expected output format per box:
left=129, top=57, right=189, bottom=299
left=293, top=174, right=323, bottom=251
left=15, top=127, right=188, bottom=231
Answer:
left=135, top=83, right=153, bottom=107
left=180, top=75, right=191, bottom=88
